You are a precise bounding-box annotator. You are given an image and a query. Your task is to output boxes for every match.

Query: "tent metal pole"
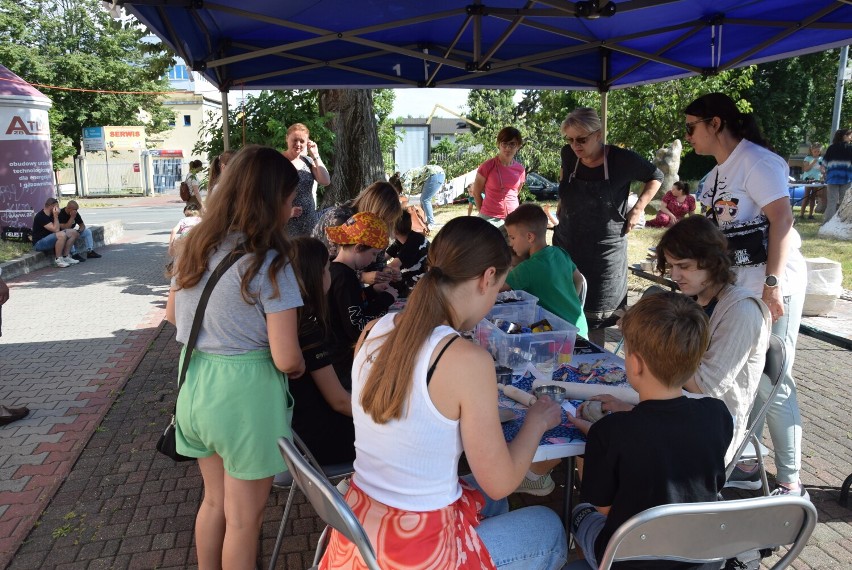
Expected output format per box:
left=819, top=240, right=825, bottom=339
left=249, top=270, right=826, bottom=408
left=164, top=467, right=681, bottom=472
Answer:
left=831, top=45, right=849, bottom=140
left=221, top=90, right=231, bottom=152
left=601, top=91, right=608, bottom=143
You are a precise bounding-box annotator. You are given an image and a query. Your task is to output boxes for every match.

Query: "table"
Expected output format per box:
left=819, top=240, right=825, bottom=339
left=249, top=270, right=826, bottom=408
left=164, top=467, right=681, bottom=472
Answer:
left=788, top=182, right=825, bottom=207
left=499, top=349, right=629, bottom=528
left=628, top=263, right=678, bottom=291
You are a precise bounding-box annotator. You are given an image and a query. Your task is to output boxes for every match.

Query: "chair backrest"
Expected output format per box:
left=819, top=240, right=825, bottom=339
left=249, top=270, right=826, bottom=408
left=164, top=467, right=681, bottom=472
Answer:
left=577, top=272, right=588, bottom=308
left=277, top=437, right=380, bottom=570
left=597, top=495, right=817, bottom=570
left=725, top=334, right=786, bottom=478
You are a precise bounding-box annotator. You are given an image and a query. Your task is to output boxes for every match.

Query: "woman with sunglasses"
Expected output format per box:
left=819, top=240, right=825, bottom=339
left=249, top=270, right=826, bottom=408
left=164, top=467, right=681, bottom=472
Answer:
left=553, top=108, right=663, bottom=345
left=471, top=127, right=527, bottom=232
left=684, top=92, right=808, bottom=498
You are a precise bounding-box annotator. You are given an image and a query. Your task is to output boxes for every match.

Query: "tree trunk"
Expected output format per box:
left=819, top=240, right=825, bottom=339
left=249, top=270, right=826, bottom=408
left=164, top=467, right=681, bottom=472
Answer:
left=318, top=89, right=386, bottom=207
left=818, top=186, right=852, bottom=241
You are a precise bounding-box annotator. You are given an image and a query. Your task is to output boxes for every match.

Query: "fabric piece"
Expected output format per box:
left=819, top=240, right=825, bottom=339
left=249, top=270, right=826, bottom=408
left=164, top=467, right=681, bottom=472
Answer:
left=326, top=211, right=390, bottom=250
left=691, top=284, right=771, bottom=465
left=351, top=314, right=463, bottom=511
left=175, top=348, right=292, bottom=479
left=697, top=139, right=807, bottom=297
left=505, top=245, right=589, bottom=338
left=172, top=234, right=303, bottom=354
left=581, top=396, right=732, bottom=567
left=319, top=479, right=495, bottom=570
left=478, top=157, right=526, bottom=219
left=286, top=155, right=319, bottom=237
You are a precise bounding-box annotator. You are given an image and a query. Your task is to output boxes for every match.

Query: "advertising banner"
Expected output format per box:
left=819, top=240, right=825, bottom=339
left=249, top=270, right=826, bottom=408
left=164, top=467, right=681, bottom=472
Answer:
left=104, top=125, right=146, bottom=150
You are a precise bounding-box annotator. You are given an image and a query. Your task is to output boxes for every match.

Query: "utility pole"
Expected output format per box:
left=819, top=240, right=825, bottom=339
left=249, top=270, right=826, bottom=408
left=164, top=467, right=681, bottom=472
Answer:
left=830, top=45, right=849, bottom=140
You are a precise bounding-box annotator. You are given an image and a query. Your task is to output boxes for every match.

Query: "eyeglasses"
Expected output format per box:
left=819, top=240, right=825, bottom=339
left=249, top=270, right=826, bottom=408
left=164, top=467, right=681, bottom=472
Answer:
left=565, top=130, right=599, bottom=145
left=499, top=141, right=520, bottom=149
left=685, top=118, right=712, bottom=136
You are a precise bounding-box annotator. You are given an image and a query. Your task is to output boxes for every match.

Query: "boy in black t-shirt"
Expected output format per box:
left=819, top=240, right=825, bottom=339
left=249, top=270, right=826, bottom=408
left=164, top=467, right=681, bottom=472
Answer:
left=566, top=292, right=733, bottom=570
left=386, top=210, right=429, bottom=297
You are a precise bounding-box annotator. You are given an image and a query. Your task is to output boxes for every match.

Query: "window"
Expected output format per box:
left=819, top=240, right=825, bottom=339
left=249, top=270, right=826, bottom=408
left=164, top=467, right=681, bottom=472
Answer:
left=168, top=115, right=176, bottom=127
left=183, top=115, right=192, bottom=127
left=167, top=65, right=190, bottom=80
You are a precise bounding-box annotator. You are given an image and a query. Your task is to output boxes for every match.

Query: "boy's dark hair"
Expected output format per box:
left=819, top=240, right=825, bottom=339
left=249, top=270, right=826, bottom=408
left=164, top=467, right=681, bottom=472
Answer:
left=655, top=216, right=735, bottom=286
left=504, top=203, right=547, bottom=237
left=395, top=210, right=412, bottom=237
left=620, top=292, right=709, bottom=389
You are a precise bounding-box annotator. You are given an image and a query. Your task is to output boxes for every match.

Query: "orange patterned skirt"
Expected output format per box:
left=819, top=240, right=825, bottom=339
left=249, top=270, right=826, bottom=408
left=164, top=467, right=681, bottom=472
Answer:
left=319, top=479, right=497, bottom=570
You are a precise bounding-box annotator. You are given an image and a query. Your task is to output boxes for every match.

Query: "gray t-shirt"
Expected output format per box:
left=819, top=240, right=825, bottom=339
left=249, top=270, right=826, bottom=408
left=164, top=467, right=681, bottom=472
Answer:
left=173, top=239, right=302, bottom=355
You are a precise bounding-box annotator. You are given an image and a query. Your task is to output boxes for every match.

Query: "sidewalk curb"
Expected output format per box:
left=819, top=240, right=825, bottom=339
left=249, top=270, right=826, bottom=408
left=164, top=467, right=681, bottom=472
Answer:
left=0, top=318, right=166, bottom=570
left=0, top=220, right=124, bottom=281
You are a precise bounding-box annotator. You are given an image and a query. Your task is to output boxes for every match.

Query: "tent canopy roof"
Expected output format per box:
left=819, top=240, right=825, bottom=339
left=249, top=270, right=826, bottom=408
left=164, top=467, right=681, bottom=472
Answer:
left=122, top=0, right=852, bottom=92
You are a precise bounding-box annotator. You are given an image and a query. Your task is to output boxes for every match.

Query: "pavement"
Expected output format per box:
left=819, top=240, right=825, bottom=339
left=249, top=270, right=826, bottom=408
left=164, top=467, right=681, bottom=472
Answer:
left=1, top=197, right=851, bottom=569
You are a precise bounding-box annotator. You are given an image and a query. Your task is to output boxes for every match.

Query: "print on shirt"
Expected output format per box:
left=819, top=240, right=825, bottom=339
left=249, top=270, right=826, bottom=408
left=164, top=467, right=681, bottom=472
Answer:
left=712, top=191, right=739, bottom=224
left=703, top=175, right=770, bottom=268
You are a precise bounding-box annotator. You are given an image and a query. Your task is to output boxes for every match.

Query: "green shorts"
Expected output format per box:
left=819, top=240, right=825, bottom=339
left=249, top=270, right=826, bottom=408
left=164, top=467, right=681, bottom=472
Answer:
left=175, top=348, right=293, bottom=480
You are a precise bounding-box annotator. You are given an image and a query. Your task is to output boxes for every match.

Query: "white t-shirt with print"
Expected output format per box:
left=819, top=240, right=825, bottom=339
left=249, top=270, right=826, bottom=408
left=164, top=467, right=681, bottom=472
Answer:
left=697, top=139, right=807, bottom=297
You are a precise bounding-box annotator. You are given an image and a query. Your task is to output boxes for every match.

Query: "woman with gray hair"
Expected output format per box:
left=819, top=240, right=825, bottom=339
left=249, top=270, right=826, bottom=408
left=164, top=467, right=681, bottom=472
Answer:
left=553, top=108, right=663, bottom=344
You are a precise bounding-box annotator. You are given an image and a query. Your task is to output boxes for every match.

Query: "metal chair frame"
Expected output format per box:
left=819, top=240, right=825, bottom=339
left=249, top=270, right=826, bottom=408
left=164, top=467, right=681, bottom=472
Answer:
left=725, top=334, right=786, bottom=497
left=596, top=495, right=817, bottom=570
left=268, top=433, right=355, bottom=570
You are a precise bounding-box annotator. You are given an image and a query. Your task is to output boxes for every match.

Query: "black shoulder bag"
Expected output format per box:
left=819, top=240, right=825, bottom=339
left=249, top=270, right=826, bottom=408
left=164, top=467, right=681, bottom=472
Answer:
left=156, top=247, right=246, bottom=461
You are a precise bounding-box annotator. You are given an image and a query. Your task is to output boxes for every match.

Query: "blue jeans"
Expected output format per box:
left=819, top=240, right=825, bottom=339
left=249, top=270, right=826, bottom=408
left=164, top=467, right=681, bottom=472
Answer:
left=71, top=227, right=93, bottom=254
left=748, top=292, right=805, bottom=485
left=462, top=475, right=568, bottom=570
left=420, top=172, right=445, bottom=225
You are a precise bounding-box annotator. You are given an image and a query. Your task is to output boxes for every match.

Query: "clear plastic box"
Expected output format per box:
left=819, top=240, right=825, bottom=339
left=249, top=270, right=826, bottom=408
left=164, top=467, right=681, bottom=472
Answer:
left=486, top=290, right=540, bottom=324
left=477, top=306, right=579, bottom=374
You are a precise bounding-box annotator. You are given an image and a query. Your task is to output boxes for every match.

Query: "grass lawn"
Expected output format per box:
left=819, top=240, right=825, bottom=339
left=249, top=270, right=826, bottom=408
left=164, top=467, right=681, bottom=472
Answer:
left=0, top=241, right=33, bottom=264
left=432, top=201, right=852, bottom=291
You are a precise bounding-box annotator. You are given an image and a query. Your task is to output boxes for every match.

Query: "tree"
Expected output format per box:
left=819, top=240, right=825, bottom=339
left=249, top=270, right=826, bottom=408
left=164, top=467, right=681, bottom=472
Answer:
left=0, top=0, right=174, bottom=167
left=319, top=89, right=386, bottom=206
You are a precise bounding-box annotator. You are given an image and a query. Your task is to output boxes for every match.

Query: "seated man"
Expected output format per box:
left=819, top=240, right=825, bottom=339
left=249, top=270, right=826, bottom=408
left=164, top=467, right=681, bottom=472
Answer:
left=58, top=200, right=102, bottom=260
left=566, top=292, right=733, bottom=570
left=32, top=197, right=79, bottom=268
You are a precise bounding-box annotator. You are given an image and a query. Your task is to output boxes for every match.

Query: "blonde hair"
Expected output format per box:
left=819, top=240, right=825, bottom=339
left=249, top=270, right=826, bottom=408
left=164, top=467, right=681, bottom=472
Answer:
left=561, top=107, right=602, bottom=137
left=353, top=181, right=403, bottom=231
left=287, top=123, right=309, bottom=137
left=360, top=217, right=511, bottom=423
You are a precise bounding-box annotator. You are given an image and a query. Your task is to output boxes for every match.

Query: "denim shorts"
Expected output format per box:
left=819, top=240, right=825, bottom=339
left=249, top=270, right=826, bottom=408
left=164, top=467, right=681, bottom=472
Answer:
left=33, top=233, right=59, bottom=252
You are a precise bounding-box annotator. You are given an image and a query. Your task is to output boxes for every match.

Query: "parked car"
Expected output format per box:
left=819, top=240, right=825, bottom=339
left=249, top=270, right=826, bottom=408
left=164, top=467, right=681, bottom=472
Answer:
left=525, top=172, right=558, bottom=200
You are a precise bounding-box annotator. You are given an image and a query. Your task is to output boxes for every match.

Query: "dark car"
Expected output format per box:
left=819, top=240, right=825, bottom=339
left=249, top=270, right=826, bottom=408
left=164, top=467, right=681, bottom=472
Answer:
left=525, top=172, right=559, bottom=200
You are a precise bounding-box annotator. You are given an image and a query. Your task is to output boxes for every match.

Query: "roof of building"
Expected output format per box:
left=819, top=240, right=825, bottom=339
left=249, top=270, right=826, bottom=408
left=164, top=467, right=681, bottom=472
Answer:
left=395, top=117, right=471, bottom=135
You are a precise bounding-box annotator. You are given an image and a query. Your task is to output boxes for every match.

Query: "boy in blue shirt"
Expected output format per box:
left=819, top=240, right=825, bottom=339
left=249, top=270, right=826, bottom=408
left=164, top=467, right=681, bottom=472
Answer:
left=566, top=293, right=733, bottom=569
left=503, top=203, right=589, bottom=338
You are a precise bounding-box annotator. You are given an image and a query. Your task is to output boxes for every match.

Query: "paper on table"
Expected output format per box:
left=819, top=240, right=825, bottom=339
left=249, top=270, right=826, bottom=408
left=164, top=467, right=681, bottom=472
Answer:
left=562, top=400, right=578, bottom=417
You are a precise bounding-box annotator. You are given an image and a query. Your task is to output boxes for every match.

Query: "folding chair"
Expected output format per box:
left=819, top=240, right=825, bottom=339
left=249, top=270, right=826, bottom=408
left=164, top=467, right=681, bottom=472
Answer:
left=725, top=334, right=786, bottom=496
left=577, top=272, right=588, bottom=309
left=274, top=436, right=378, bottom=570
left=267, top=433, right=355, bottom=570
left=596, top=495, right=817, bottom=569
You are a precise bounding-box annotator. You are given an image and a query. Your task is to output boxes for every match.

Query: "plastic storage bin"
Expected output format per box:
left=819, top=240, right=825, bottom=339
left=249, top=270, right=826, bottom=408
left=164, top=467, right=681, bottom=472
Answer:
left=477, top=306, right=579, bottom=375
left=486, top=290, right=540, bottom=324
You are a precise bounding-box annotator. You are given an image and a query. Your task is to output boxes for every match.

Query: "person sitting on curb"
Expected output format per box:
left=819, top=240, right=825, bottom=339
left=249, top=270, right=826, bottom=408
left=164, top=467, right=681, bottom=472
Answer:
left=31, top=197, right=80, bottom=268
left=58, top=200, right=102, bottom=261
left=0, top=272, right=30, bottom=426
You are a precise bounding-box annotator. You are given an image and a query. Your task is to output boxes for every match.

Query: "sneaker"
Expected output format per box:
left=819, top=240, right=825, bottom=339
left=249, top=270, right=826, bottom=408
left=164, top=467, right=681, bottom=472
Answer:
left=724, top=466, right=762, bottom=490
left=71, top=253, right=87, bottom=262
left=515, top=472, right=555, bottom=496
left=86, top=250, right=102, bottom=259
left=62, top=256, right=80, bottom=265
left=770, top=483, right=810, bottom=501
left=54, top=257, right=70, bottom=268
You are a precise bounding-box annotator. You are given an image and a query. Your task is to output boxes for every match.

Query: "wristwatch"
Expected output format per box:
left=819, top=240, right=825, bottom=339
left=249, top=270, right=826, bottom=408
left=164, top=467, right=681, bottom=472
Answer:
left=764, top=274, right=779, bottom=288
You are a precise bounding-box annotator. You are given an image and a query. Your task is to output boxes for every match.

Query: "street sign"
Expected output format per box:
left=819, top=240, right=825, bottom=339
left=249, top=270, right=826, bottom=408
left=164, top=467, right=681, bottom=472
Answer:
left=82, top=127, right=105, bottom=152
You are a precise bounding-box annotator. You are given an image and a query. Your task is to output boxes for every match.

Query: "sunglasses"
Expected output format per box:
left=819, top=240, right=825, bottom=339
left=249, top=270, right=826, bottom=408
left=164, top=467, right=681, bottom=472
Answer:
left=565, top=130, right=599, bottom=145
left=499, top=141, right=520, bottom=149
left=685, top=117, right=712, bottom=136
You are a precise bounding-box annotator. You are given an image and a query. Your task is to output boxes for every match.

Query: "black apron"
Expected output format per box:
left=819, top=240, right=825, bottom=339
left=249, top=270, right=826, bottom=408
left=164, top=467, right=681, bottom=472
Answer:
left=553, top=147, right=628, bottom=328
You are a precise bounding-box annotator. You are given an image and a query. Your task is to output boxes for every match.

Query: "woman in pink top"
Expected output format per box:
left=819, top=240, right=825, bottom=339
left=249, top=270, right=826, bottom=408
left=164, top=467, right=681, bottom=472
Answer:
left=473, top=127, right=526, bottom=231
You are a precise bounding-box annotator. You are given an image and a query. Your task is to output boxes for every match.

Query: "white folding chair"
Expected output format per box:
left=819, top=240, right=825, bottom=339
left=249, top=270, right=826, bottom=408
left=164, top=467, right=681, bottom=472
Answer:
left=275, top=437, right=378, bottom=570
left=268, top=433, right=354, bottom=570
left=577, top=272, right=588, bottom=309
left=725, top=334, right=786, bottom=496
left=596, top=495, right=817, bottom=570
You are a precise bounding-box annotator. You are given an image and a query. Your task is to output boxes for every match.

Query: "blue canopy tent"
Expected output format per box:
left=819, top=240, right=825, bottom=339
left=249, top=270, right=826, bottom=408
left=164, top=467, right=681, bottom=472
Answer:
left=119, top=0, right=851, bottom=92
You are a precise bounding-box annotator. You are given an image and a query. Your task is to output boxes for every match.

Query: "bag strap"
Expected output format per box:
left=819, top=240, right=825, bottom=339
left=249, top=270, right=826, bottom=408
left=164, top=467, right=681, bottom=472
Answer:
left=175, top=245, right=247, bottom=398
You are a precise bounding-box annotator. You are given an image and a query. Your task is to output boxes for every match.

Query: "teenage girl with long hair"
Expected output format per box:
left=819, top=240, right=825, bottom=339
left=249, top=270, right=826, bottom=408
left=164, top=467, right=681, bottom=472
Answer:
left=320, top=216, right=568, bottom=570
left=166, top=145, right=305, bottom=568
